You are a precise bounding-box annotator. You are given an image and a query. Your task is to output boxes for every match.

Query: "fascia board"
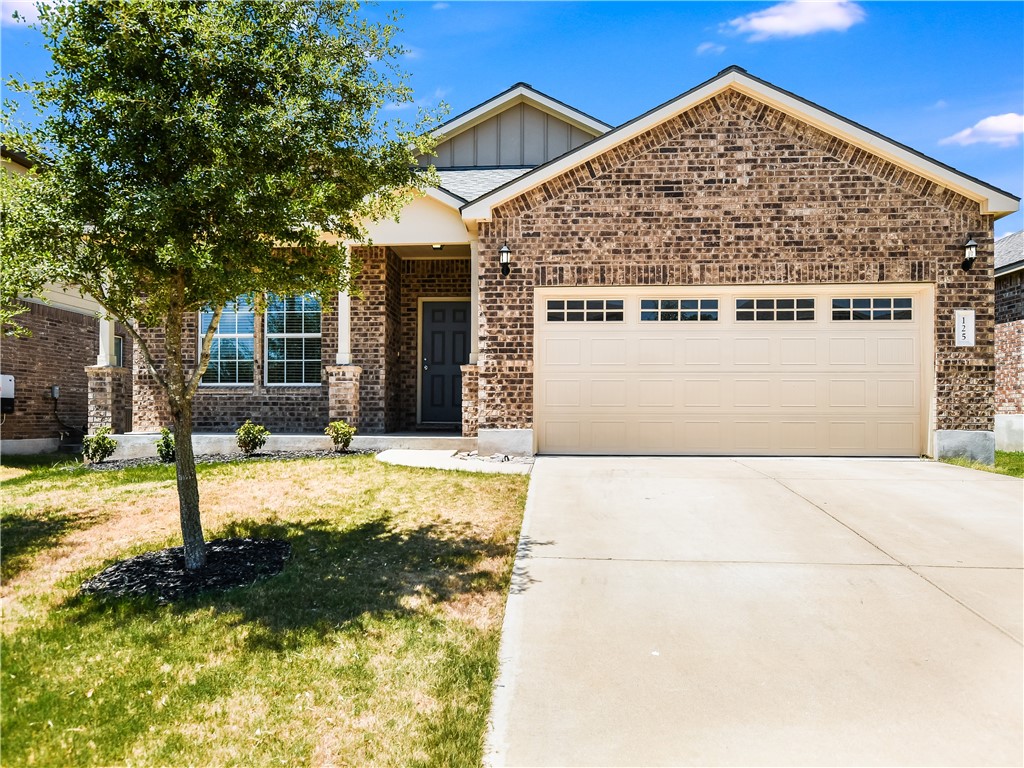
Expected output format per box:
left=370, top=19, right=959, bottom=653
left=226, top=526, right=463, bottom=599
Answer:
left=995, top=261, right=1024, bottom=277
left=435, top=86, right=610, bottom=140
left=463, top=69, right=1020, bottom=221
left=425, top=186, right=466, bottom=208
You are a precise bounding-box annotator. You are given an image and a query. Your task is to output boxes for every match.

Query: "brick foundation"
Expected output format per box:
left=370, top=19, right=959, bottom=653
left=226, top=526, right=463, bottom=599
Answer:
left=86, top=366, right=132, bottom=434
left=460, top=364, right=479, bottom=437
left=326, top=365, right=362, bottom=427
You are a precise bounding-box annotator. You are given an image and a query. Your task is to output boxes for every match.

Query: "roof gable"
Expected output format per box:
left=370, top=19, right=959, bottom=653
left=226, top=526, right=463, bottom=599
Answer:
left=462, top=67, right=1019, bottom=220
left=420, top=83, right=610, bottom=170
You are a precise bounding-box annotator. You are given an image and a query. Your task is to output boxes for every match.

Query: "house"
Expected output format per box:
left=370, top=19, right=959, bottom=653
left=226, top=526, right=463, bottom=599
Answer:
left=0, top=147, right=133, bottom=455
left=105, top=67, right=1019, bottom=461
left=995, top=231, right=1023, bottom=450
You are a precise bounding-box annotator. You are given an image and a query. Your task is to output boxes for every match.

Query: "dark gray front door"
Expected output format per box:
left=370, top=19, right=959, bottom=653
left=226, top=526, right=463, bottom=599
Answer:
left=420, top=301, right=470, bottom=424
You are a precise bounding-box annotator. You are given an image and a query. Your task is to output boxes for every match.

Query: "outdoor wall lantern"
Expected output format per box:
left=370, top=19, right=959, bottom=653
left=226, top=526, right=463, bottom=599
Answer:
left=431, top=244, right=444, bottom=251
left=499, top=242, right=512, bottom=277
left=962, top=237, right=978, bottom=271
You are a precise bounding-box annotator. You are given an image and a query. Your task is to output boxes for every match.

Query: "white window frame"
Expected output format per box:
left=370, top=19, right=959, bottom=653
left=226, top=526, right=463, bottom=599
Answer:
left=640, top=297, right=720, bottom=322
left=113, top=335, right=124, bottom=369
left=545, top=298, right=625, bottom=322
left=264, top=293, right=323, bottom=387
left=199, top=297, right=256, bottom=387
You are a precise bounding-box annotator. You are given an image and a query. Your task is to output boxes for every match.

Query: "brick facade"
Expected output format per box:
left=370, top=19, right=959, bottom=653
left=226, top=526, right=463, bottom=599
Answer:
left=474, top=90, right=995, bottom=435
left=995, top=269, right=1023, bottom=415
left=0, top=301, right=133, bottom=443
left=132, top=295, right=339, bottom=433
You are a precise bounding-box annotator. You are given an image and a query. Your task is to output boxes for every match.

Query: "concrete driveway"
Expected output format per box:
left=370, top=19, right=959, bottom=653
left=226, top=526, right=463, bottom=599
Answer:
left=485, top=458, right=1023, bottom=767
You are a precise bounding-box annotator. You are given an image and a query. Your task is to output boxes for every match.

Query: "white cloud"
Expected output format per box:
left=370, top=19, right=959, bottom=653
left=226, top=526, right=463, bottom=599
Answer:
left=384, top=87, right=448, bottom=113
left=432, top=2, right=449, bottom=10
left=930, top=99, right=948, bottom=110
left=1, top=0, right=41, bottom=27
left=940, top=113, right=1024, bottom=148
left=696, top=42, right=726, bottom=56
left=725, top=1, right=866, bottom=41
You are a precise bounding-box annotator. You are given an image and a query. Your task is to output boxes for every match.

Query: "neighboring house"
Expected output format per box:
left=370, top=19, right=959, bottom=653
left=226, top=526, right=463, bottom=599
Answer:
left=995, top=231, right=1023, bottom=450
left=0, top=147, right=133, bottom=455
left=114, top=67, right=1020, bottom=460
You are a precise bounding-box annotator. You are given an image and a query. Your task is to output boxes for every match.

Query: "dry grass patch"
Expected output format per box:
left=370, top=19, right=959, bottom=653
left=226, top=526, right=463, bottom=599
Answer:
left=1, top=453, right=529, bottom=767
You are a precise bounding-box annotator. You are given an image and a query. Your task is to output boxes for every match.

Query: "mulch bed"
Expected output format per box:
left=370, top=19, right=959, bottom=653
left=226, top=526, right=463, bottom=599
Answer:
left=84, top=449, right=371, bottom=472
left=80, top=538, right=291, bottom=603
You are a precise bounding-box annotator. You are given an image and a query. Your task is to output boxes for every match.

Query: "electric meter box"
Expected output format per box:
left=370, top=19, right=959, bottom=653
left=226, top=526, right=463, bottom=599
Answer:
left=1, top=374, right=14, bottom=414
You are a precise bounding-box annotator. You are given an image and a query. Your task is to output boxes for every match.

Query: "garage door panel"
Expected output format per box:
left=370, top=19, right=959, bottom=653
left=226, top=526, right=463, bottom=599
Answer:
left=536, top=286, right=929, bottom=456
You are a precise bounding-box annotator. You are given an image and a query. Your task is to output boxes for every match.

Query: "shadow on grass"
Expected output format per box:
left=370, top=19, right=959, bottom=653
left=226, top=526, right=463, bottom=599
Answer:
left=1, top=510, right=76, bottom=580
left=60, top=515, right=512, bottom=651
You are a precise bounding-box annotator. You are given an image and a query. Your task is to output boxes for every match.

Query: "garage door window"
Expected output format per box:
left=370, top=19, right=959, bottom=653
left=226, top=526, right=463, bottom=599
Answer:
left=546, top=299, right=624, bottom=322
left=641, top=299, right=719, bottom=322
left=831, top=297, right=913, bottom=321
left=736, top=298, right=815, bottom=322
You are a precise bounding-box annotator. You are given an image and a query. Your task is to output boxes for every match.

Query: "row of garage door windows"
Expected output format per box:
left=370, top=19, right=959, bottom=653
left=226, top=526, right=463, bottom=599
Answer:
left=545, top=297, right=915, bottom=324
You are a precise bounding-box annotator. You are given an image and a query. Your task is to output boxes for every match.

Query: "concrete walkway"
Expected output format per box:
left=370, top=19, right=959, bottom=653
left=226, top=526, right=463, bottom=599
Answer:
left=486, top=457, right=1023, bottom=767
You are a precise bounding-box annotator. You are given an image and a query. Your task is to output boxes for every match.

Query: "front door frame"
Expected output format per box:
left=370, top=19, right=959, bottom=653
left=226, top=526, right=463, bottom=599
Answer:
left=417, top=296, right=472, bottom=425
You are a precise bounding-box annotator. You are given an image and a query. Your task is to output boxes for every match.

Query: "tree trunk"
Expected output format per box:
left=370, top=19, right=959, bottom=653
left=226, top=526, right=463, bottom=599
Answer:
left=173, top=399, right=207, bottom=570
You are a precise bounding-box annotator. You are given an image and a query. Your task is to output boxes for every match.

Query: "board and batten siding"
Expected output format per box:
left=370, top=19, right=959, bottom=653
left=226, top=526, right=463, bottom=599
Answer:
left=425, top=103, right=598, bottom=169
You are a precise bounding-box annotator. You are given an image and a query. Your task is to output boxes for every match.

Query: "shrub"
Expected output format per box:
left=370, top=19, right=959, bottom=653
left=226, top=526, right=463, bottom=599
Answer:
left=155, top=427, right=176, bottom=463
left=82, top=427, right=117, bottom=463
left=236, top=420, right=270, bottom=455
left=325, top=420, right=357, bottom=451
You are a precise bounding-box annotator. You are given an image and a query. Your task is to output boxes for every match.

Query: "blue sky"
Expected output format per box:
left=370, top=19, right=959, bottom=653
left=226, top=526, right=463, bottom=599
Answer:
left=4, top=0, right=1022, bottom=236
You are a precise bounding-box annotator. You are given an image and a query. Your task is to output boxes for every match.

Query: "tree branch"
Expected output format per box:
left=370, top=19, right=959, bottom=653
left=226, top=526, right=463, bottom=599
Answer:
left=186, top=304, right=223, bottom=401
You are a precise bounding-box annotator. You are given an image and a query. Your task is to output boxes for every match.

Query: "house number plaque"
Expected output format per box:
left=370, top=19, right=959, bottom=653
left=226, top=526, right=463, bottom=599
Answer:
left=954, top=309, right=975, bottom=347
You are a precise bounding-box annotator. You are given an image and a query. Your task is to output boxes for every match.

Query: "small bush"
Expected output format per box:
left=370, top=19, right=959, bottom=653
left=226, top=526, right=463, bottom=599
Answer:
left=325, top=420, right=357, bottom=451
left=155, top=427, right=176, bottom=463
left=236, top=420, right=270, bottom=455
left=82, top=427, right=117, bottom=463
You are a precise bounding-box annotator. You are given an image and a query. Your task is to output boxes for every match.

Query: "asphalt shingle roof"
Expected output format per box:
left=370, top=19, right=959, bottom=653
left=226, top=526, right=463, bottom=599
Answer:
left=995, top=231, right=1024, bottom=271
left=436, top=168, right=533, bottom=203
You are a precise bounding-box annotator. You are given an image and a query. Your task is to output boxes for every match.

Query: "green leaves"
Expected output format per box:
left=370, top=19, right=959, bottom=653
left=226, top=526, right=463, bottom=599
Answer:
left=3, top=0, right=440, bottom=327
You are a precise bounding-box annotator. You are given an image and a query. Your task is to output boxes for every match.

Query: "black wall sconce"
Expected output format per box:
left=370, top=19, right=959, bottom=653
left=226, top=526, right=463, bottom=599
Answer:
left=498, top=242, right=512, bottom=277
left=961, top=237, right=978, bottom=271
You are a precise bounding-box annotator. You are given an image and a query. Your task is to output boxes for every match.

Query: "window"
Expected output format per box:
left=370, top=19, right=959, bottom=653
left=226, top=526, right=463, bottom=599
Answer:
left=736, top=298, right=815, bottom=321
left=546, top=299, right=624, bottom=322
left=832, top=297, right=913, bottom=321
left=266, top=294, right=322, bottom=385
left=641, top=298, right=719, bottom=322
left=200, top=297, right=255, bottom=385
left=114, top=335, right=124, bottom=369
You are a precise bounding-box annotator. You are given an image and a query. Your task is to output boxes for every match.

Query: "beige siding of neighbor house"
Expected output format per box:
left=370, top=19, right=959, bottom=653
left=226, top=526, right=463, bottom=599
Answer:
left=426, top=103, right=597, bottom=169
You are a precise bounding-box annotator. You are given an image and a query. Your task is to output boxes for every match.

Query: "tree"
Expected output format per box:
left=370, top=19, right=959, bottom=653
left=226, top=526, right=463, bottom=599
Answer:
left=1, top=152, right=50, bottom=337
left=2, top=0, right=438, bottom=570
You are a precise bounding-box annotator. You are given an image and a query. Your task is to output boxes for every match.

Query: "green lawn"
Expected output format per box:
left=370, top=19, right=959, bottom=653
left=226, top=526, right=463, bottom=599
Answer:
left=1, top=454, right=529, bottom=767
left=940, top=450, right=1024, bottom=478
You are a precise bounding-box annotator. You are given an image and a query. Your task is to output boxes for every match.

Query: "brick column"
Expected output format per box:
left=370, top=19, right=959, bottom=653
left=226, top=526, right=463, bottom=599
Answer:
left=460, top=364, right=479, bottom=437
left=326, top=365, right=362, bottom=427
left=86, top=366, right=131, bottom=434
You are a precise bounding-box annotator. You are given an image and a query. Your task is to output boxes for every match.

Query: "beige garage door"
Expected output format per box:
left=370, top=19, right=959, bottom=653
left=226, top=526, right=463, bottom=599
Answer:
left=534, top=285, right=934, bottom=456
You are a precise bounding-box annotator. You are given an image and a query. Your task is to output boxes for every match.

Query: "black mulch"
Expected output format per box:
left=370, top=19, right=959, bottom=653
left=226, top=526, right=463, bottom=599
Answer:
left=80, top=538, right=291, bottom=603
left=83, top=448, right=373, bottom=472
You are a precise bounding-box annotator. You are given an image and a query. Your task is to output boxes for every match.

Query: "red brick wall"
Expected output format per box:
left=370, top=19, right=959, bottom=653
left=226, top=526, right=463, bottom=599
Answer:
left=0, top=301, right=133, bottom=441
left=132, top=295, right=338, bottom=433
left=475, top=89, right=994, bottom=434
left=996, top=270, right=1023, bottom=415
